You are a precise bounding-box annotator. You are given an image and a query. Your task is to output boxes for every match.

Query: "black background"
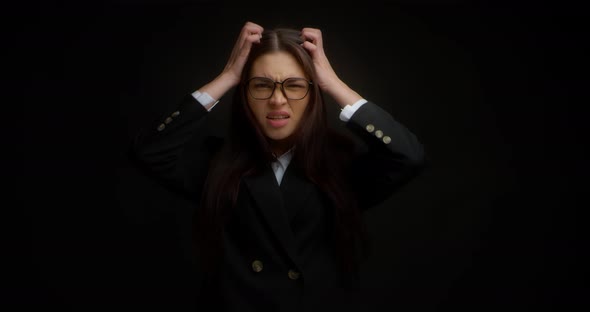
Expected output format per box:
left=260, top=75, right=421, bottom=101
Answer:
left=14, top=0, right=587, bottom=311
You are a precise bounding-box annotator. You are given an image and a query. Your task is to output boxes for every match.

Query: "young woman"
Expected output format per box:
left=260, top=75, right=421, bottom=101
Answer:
left=132, top=21, right=425, bottom=312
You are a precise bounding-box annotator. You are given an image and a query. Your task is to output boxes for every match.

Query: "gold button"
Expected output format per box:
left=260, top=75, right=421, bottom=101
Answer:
left=287, top=269, right=300, bottom=280
left=171, top=111, right=180, bottom=117
left=251, top=260, right=263, bottom=273
left=157, top=124, right=165, bottom=131
left=383, top=136, right=391, bottom=144
left=365, top=124, right=375, bottom=133
left=164, top=117, right=173, bottom=124
left=374, top=130, right=383, bottom=138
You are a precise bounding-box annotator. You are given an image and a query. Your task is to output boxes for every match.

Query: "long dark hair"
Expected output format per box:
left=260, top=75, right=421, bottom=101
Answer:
left=194, top=28, right=369, bottom=273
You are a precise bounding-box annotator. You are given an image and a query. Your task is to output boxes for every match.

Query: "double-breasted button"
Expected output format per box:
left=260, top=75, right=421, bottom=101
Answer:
left=287, top=269, right=300, bottom=280
left=157, top=124, right=165, bottom=131
left=383, top=136, right=391, bottom=144
left=366, top=124, right=375, bottom=133
left=251, top=260, right=263, bottom=273
left=164, top=117, right=173, bottom=124
left=374, top=130, right=383, bottom=138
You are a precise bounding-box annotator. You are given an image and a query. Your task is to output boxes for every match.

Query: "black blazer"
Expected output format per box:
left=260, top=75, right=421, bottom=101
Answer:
left=132, top=94, right=425, bottom=312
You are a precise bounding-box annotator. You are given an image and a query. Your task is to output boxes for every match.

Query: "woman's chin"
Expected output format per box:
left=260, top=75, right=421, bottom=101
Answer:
left=263, top=129, right=291, bottom=142
left=265, top=132, right=295, bottom=146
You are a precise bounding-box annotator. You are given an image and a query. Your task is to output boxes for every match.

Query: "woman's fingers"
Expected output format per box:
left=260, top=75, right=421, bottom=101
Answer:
left=244, top=21, right=264, bottom=35
left=300, top=27, right=340, bottom=92
left=239, top=33, right=263, bottom=58
left=301, top=27, right=323, bottom=49
left=301, top=41, right=317, bottom=54
left=301, top=27, right=327, bottom=60
left=231, top=22, right=263, bottom=60
left=224, top=21, right=263, bottom=78
left=241, top=22, right=264, bottom=48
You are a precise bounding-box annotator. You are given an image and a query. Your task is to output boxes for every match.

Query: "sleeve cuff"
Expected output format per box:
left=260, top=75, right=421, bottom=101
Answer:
left=191, top=90, right=219, bottom=112
left=339, top=98, right=368, bottom=122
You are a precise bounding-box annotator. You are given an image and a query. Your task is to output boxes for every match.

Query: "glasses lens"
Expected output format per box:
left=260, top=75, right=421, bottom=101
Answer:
left=249, top=78, right=274, bottom=99
left=283, top=78, right=309, bottom=100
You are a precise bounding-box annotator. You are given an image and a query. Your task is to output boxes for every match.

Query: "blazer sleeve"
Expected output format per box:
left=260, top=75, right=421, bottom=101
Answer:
left=344, top=101, right=426, bottom=210
left=130, top=94, right=223, bottom=201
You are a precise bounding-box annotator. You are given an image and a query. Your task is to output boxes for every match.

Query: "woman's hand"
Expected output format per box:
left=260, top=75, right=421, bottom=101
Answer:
left=198, top=21, right=263, bottom=103
left=221, top=21, right=264, bottom=86
left=301, top=27, right=362, bottom=108
left=300, top=28, right=339, bottom=91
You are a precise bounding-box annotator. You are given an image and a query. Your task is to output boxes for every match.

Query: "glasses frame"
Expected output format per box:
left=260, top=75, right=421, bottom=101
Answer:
left=246, top=77, right=313, bottom=100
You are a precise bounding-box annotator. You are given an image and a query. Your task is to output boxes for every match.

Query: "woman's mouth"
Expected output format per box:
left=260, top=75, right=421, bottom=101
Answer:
left=266, top=112, right=290, bottom=128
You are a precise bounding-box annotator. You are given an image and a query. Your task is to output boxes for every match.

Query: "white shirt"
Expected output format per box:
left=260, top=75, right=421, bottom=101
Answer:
left=270, top=147, right=294, bottom=185
left=192, top=90, right=367, bottom=185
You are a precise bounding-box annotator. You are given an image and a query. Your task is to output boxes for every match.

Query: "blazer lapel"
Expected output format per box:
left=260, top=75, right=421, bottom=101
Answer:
left=279, top=164, right=314, bottom=225
left=242, top=165, right=301, bottom=268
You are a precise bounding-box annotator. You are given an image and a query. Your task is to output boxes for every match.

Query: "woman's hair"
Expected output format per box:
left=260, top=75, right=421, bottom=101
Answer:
left=194, top=28, right=369, bottom=273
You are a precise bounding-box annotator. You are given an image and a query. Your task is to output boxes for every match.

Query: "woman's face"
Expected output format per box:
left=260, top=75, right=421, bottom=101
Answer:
left=247, top=51, right=311, bottom=150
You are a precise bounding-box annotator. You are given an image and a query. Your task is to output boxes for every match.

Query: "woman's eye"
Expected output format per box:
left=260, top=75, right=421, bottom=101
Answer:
left=286, top=84, right=305, bottom=89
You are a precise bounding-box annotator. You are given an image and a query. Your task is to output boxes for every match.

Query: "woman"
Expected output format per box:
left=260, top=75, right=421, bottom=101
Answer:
left=132, top=21, right=425, bottom=312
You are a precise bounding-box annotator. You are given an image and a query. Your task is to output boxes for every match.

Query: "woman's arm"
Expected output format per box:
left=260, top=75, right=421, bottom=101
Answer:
left=344, top=101, right=425, bottom=210
left=301, top=27, right=425, bottom=210
left=300, top=27, right=363, bottom=108
left=131, top=95, right=220, bottom=200
left=131, top=22, right=264, bottom=200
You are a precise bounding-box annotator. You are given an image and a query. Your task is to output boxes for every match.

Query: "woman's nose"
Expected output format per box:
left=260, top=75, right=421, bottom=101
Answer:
left=269, top=85, right=288, bottom=104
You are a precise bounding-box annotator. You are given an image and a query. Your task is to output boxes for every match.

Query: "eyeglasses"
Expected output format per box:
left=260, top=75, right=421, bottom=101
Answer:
left=246, top=77, right=312, bottom=100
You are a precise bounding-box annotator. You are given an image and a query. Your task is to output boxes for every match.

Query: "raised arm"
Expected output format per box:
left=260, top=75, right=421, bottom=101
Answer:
left=301, top=27, right=425, bottom=210
left=345, top=101, right=425, bottom=210
left=131, top=22, right=264, bottom=200
left=300, top=27, right=362, bottom=108
left=198, top=22, right=264, bottom=109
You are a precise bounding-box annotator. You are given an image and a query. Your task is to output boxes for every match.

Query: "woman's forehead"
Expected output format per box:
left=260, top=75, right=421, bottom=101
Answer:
left=250, top=51, right=306, bottom=79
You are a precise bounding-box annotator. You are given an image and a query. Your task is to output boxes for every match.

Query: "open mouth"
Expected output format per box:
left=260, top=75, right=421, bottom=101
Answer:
left=266, top=112, right=290, bottom=128
left=266, top=112, right=290, bottom=119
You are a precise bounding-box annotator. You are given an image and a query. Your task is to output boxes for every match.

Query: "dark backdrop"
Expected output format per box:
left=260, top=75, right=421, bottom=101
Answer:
left=15, top=1, right=586, bottom=311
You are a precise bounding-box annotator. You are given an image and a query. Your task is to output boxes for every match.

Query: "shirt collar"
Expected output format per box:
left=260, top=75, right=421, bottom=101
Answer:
left=273, top=146, right=295, bottom=169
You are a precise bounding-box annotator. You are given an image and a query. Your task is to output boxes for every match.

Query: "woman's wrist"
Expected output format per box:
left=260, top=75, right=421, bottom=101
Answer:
left=197, top=72, right=239, bottom=102
left=325, top=79, right=363, bottom=109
